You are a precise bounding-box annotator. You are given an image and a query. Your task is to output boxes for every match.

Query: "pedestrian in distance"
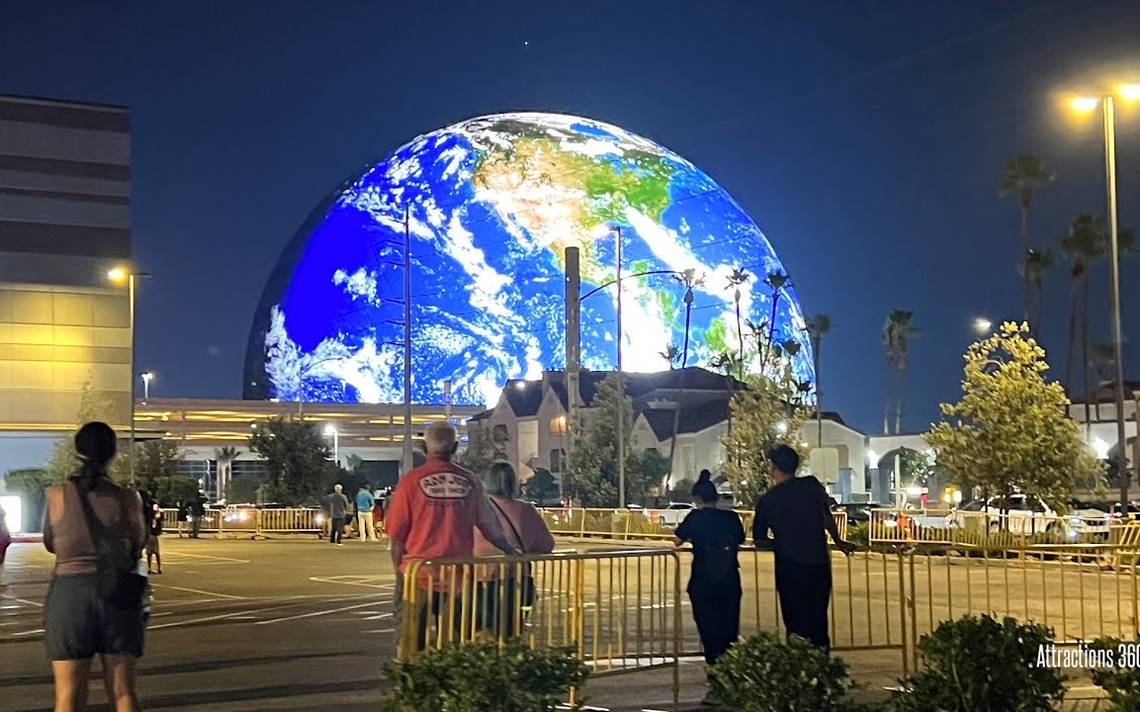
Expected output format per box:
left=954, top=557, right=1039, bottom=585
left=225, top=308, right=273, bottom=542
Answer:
left=752, top=444, right=856, bottom=651
left=0, top=503, right=11, bottom=587
left=42, top=422, right=148, bottom=712
left=387, top=422, right=519, bottom=651
left=143, top=494, right=163, bottom=575
left=372, top=488, right=386, bottom=539
left=355, top=484, right=376, bottom=542
left=674, top=470, right=744, bottom=706
left=188, top=493, right=206, bottom=539
left=473, top=460, right=555, bottom=637
left=174, top=500, right=187, bottom=538
left=327, top=484, right=349, bottom=545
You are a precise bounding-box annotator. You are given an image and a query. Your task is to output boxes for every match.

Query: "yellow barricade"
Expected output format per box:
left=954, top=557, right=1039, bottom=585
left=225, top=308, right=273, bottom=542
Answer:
left=400, top=548, right=684, bottom=706
left=539, top=507, right=847, bottom=543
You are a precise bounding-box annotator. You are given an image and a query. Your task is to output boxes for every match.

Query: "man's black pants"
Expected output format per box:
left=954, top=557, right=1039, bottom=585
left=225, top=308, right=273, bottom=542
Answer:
left=329, top=516, right=344, bottom=544
left=689, top=575, right=741, bottom=665
left=775, top=560, right=832, bottom=650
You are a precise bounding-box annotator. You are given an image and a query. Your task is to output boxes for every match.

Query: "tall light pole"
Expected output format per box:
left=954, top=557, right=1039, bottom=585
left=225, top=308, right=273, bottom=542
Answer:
left=324, top=424, right=339, bottom=465
left=140, top=371, right=154, bottom=401
left=401, top=205, right=414, bottom=474
left=107, top=267, right=146, bottom=486
left=615, top=227, right=625, bottom=509
left=1069, top=84, right=1140, bottom=511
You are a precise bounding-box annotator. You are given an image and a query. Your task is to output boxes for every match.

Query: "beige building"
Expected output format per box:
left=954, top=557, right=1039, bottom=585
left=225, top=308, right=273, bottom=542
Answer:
left=0, top=95, right=133, bottom=476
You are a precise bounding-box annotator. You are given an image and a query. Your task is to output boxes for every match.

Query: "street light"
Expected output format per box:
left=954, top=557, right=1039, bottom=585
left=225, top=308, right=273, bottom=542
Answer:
left=140, top=371, right=154, bottom=401
left=972, top=317, right=993, bottom=335
left=107, top=266, right=149, bottom=486
left=324, top=424, right=339, bottom=464
left=1066, top=81, right=1140, bottom=513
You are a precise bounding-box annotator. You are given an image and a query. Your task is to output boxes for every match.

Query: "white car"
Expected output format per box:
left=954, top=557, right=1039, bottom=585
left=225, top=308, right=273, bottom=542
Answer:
left=953, top=494, right=1109, bottom=539
left=656, top=502, right=696, bottom=528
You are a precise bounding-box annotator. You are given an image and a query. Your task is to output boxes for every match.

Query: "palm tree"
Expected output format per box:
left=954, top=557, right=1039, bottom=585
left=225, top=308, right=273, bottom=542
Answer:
left=1000, top=154, right=1054, bottom=328
left=760, top=271, right=789, bottom=372
left=665, top=269, right=702, bottom=492
left=659, top=344, right=681, bottom=369
left=1019, top=248, right=1054, bottom=339
left=214, top=446, right=241, bottom=502
left=806, top=314, right=832, bottom=446
left=1061, top=215, right=1106, bottom=434
left=727, top=267, right=750, bottom=375
left=883, top=310, right=919, bottom=434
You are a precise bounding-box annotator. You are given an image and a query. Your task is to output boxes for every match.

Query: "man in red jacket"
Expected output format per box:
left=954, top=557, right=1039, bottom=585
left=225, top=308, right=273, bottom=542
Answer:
left=387, top=422, right=516, bottom=649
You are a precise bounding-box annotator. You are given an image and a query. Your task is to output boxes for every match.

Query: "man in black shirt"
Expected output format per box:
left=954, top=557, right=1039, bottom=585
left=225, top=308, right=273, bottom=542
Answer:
left=753, top=445, right=855, bottom=650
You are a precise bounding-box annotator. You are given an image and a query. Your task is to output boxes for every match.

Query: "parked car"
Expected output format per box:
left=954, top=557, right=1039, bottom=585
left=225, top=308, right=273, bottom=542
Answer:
left=657, top=502, right=696, bottom=528
left=950, top=494, right=1109, bottom=539
left=832, top=502, right=884, bottom=525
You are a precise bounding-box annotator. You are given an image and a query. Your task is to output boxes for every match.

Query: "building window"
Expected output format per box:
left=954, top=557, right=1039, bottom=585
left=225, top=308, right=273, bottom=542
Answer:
left=492, top=424, right=509, bottom=444
left=550, top=448, right=565, bottom=473
left=550, top=415, right=568, bottom=433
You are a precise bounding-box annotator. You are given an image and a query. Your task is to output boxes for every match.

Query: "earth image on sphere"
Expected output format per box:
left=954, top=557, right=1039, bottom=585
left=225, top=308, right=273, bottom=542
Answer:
left=244, top=112, right=815, bottom=406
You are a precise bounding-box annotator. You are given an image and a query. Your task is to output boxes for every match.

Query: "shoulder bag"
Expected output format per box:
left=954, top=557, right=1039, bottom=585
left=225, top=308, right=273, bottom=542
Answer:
left=490, top=498, right=536, bottom=609
left=74, top=480, right=147, bottom=610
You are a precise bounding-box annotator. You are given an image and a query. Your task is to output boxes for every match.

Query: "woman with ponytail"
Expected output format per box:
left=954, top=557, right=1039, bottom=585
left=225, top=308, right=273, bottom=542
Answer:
left=42, top=422, right=147, bottom=712
left=673, top=469, right=744, bottom=706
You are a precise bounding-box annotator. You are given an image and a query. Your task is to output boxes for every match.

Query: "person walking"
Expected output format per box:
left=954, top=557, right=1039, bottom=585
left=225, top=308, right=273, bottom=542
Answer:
left=143, top=495, right=163, bottom=575
left=0, top=504, right=11, bottom=586
left=327, top=484, right=349, bottom=545
left=42, top=422, right=147, bottom=712
left=188, top=493, right=206, bottom=539
left=752, top=445, right=855, bottom=650
left=174, top=500, right=187, bottom=538
left=675, top=470, right=744, bottom=705
left=473, top=461, right=555, bottom=637
left=372, top=488, right=386, bottom=539
left=387, top=423, right=518, bottom=650
left=355, top=485, right=376, bottom=542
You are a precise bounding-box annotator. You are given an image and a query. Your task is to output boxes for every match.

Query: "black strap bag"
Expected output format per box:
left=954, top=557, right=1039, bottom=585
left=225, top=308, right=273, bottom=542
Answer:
left=74, top=480, right=147, bottom=610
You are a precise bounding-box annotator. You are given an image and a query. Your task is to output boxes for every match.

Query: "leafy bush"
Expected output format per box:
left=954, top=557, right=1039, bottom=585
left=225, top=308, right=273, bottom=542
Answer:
left=382, top=640, right=588, bottom=712
left=891, top=614, right=1064, bottom=711
left=710, top=631, right=865, bottom=711
left=847, top=522, right=870, bottom=547
left=1088, top=637, right=1140, bottom=711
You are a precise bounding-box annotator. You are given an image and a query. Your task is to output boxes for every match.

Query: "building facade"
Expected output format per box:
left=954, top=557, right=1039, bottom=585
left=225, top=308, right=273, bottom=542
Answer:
left=0, top=95, right=133, bottom=476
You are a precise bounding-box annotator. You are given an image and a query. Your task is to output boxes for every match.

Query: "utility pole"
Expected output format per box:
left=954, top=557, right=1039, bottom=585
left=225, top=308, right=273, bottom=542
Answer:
left=615, top=227, right=625, bottom=509
left=1102, top=96, right=1130, bottom=512
left=564, top=247, right=581, bottom=481
left=402, top=206, right=414, bottom=474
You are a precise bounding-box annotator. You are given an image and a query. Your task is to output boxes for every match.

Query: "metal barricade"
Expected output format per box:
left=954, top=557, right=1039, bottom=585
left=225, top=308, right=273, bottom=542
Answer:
left=400, top=549, right=684, bottom=706
left=539, top=507, right=847, bottom=543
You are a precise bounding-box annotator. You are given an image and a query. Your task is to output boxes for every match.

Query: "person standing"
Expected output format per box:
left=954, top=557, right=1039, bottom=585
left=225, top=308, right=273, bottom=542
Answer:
left=327, top=484, right=349, bottom=546
left=188, top=493, right=206, bottom=539
left=42, top=422, right=147, bottom=712
left=0, top=504, right=11, bottom=586
left=355, top=485, right=376, bottom=542
left=472, top=461, right=555, bottom=637
left=387, top=423, right=518, bottom=650
left=372, top=488, right=386, bottom=539
left=675, top=471, right=744, bottom=705
left=144, top=495, right=163, bottom=575
left=752, top=445, right=855, bottom=651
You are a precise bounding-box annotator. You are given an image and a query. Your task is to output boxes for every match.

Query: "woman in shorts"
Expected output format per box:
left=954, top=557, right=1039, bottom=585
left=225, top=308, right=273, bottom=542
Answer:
left=42, top=422, right=147, bottom=712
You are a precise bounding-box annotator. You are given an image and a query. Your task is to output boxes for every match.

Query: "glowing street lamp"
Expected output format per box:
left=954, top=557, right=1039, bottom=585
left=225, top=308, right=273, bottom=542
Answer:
left=972, top=317, right=993, bottom=335
left=324, top=424, right=339, bottom=464
left=140, top=371, right=154, bottom=401
left=1063, top=81, right=1140, bottom=513
left=107, top=266, right=149, bottom=486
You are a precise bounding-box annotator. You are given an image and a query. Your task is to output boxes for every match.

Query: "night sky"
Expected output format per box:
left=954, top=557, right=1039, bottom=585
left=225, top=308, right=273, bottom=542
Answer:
left=3, top=1, right=1140, bottom=435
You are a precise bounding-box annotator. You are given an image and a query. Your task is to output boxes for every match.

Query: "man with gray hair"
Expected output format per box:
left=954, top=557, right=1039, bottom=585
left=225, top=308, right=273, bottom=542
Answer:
left=327, top=483, right=349, bottom=546
left=387, top=422, right=517, bottom=648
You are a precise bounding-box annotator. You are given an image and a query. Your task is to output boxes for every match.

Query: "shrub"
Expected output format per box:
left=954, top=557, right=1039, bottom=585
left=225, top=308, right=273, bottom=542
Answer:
left=382, top=640, right=588, bottom=712
left=709, top=631, right=865, bottom=711
left=1088, top=637, right=1140, bottom=711
left=847, top=522, right=870, bottom=547
left=891, top=614, right=1064, bottom=711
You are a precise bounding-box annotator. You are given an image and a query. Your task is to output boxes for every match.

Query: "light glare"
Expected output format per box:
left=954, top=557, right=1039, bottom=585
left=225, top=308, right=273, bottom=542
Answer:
left=1070, top=96, right=1100, bottom=113
left=1119, top=84, right=1140, bottom=101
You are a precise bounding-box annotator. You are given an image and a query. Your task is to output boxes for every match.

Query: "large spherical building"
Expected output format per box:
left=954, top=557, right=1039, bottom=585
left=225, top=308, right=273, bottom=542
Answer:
left=244, top=112, right=814, bottom=405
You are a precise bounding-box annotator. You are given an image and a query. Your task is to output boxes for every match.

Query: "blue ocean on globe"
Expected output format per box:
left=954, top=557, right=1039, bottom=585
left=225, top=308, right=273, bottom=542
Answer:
left=244, top=112, right=815, bottom=405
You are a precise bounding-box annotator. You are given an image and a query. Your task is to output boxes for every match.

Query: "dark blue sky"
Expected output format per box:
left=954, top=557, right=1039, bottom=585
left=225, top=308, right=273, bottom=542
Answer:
left=4, top=1, right=1140, bottom=434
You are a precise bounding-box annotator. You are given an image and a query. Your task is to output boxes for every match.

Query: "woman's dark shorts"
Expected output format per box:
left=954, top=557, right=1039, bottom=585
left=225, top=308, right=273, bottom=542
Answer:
left=44, top=574, right=145, bottom=660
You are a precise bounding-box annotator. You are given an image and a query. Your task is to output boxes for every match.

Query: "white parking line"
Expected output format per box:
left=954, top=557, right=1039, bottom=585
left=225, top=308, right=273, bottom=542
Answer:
left=162, top=551, right=250, bottom=564
left=149, top=583, right=246, bottom=600
left=1, top=593, right=43, bottom=607
left=254, top=599, right=387, bottom=626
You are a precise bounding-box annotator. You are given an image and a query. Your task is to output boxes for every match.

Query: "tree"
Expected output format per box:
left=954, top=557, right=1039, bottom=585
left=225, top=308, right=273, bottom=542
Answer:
left=523, top=468, right=559, bottom=504
left=1019, top=248, right=1054, bottom=339
left=150, top=476, right=200, bottom=506
left=926, top=322, right=1100, bottom=513
left=665, top=269, right=703, bottom=493
left=247, top=417, right=334, bottom=505
left=136, top=439, right=182, bottom=484
left=563, top=374, right=657, bottom=506
left=999, top=154, right=1054, bottom=327
left=44, top=381, right=129, bottom=485
left=722, top=365, right=812, bottom=506
left=215, top=446, right=241, bottom=502
left=455, top=424, right=497, bottom=476
left=882, top=310, right=919, bottom=434
left=4, top=468, right=50, bottom=532
left=805, top=314, right=832, bottom=446
left=658, top=344, right=681, bottom=369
